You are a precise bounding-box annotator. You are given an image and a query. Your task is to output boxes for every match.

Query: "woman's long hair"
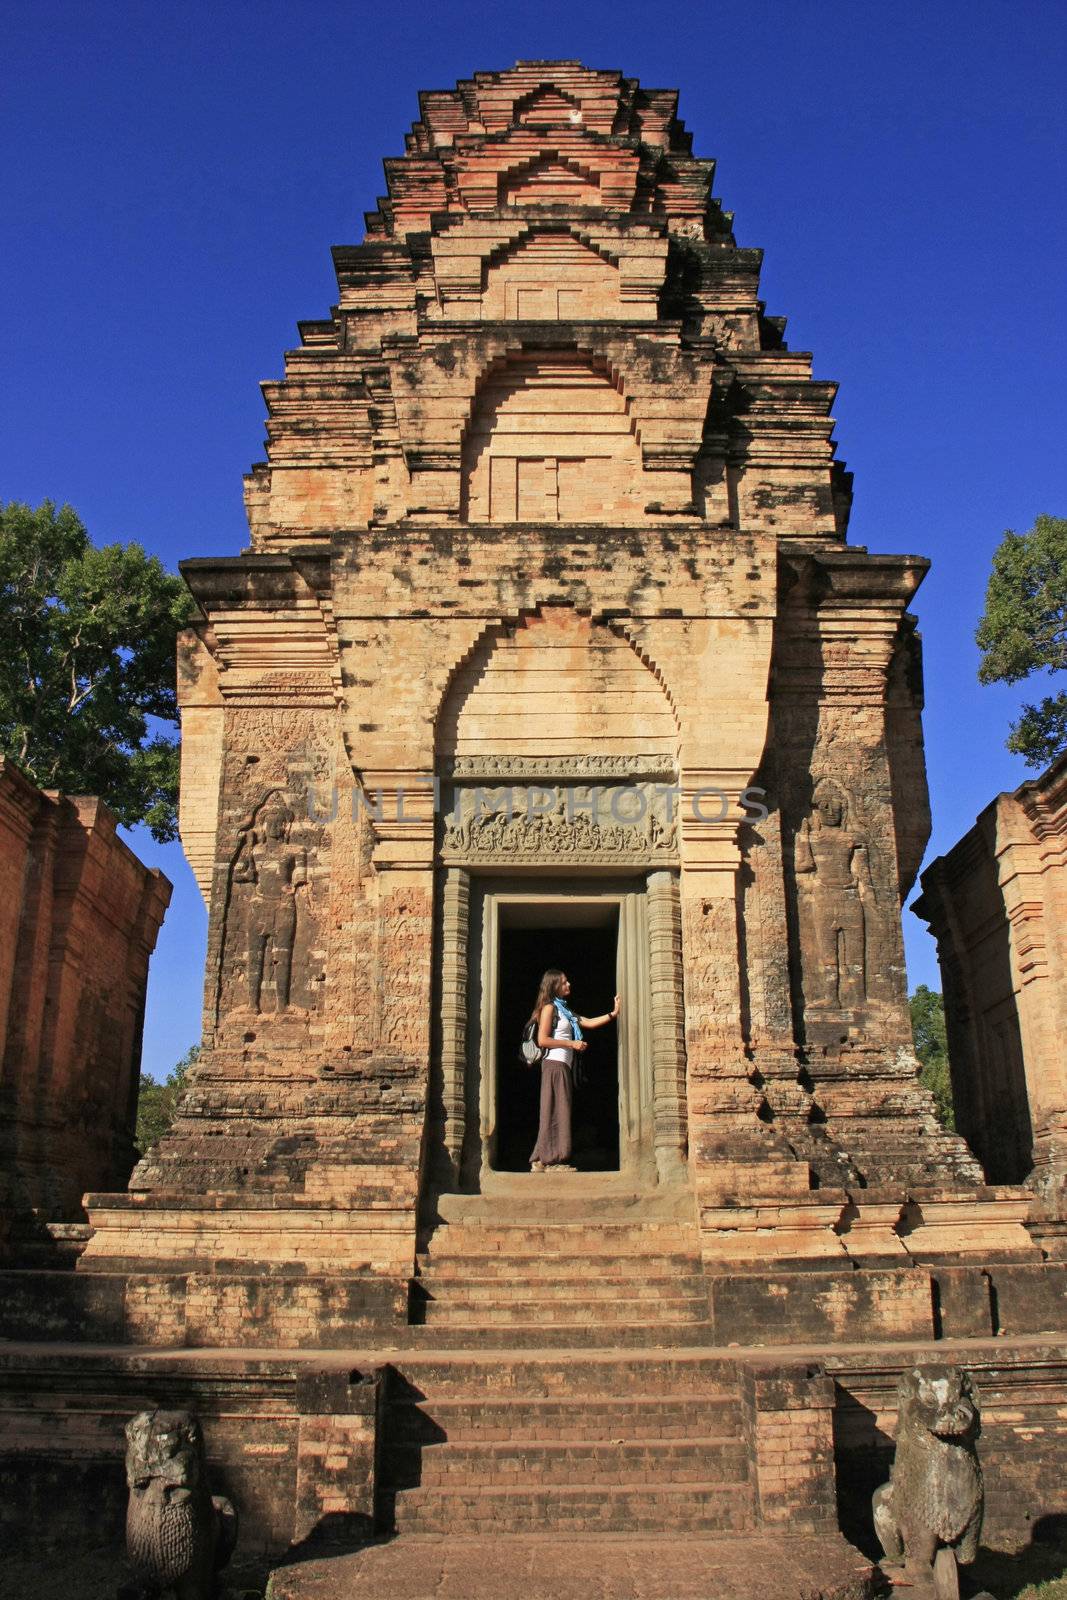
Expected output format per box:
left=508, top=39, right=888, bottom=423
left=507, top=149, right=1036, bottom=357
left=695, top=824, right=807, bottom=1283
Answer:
left=529, top=968, right=566, bottom=1022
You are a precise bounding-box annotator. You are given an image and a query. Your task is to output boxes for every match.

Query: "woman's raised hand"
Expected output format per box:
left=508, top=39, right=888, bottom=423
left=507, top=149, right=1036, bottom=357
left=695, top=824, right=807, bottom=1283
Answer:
left=611, top=995, right=621, bottom=1019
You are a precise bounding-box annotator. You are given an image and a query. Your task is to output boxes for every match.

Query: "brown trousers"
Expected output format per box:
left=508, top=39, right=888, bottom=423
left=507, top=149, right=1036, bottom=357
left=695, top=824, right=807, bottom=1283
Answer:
left=530, top=1059, right=573, bottom=1165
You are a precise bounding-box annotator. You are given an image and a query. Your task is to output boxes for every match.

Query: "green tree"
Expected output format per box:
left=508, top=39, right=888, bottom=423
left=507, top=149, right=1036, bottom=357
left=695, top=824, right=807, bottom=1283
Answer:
left=0, top=499, right=192, bottom=839
left=977, top=514, right=1067, bottom=767
left=910, top=984, right=955, bottom=1130
left=135, top=1044, right=198, bottom=1154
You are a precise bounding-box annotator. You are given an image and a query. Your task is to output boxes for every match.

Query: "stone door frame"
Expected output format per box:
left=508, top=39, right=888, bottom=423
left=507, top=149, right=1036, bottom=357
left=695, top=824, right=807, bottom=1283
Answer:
left=436, top=867, right=688, bottom=1190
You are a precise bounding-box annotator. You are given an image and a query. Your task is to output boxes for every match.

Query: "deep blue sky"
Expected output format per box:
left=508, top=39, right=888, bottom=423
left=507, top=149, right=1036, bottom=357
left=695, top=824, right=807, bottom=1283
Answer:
left=3, top=1, right=1064, bottom=1078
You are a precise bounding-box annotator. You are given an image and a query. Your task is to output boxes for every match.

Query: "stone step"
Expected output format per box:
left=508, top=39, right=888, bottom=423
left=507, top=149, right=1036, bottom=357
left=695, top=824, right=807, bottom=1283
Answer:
left=7, top=1222, right=94, bottom=1271
left=384, top=1354, right=742, bottom=1397
left=390, top=1481, right=758, bottom=1534
left=433, top=1190, right=696, bottom=1226
left=416, top=1252, right=703, bottom=1279
left=47, top=1222, right=92, bottom=1242
left=415, top=1273, right=708, bottom=1301
left=433, top=1193, right=688, bottom=1209
left=384, top=1437, right=751, bottom=1488
left=403, top=1320, right=716, bottom=1349
left=264, top=1532, right=880, bottom=1600
left=419, top=1294, right=710, bottom=1327
left=423, top=1224, right=695, bottom=1255
left=388, top=1395, right=742, bottom=1443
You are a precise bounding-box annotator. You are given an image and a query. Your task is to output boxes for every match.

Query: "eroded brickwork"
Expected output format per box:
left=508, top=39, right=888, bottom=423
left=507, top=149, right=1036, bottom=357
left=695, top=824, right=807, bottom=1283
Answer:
left=917, top=752, right=1067, bottom=1201
left=0, top=761, right=170, bottom=1247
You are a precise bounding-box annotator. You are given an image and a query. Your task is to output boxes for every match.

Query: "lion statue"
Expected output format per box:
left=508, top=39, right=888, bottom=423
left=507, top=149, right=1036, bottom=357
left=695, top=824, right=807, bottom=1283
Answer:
left=873, top=1365, right=983, bottom=1599
left=123, top=1409, right=238, bottom=1600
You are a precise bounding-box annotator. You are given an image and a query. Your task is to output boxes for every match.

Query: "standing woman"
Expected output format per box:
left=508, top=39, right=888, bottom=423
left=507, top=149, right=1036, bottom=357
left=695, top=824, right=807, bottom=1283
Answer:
left=529, top=969, right=621, bottom=1172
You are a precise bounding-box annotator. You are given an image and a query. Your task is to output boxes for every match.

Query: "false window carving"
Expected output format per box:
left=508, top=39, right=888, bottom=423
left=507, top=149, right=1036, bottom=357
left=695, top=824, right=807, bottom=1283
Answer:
left=461, top=352, right=644, bottom=523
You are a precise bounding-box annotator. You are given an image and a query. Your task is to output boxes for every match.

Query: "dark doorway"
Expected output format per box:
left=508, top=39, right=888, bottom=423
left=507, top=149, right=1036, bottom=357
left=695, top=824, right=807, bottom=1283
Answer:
left=495, top=910, right=620, bottom=1172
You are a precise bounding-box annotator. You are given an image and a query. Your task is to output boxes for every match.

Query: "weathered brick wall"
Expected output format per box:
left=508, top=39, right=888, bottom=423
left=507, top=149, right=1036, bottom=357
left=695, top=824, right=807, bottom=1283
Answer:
left=0, top=1352, right=386, bottom=1557
left=6, top=1344, right=1067, bottom=1564
left=292, top=1368, right=381, bottom=1544
left=740, top=1364, right=838, bottom=1533
left=7, top=1253, right=1065, bottom=1352
left=917, top=753, right=1067, bottom=1199
left=0, top=762, right=170, bottom=1239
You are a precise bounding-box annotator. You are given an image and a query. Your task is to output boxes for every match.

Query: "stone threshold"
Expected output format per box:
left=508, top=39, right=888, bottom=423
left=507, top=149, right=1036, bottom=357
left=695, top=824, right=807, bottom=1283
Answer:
left=263, top=1532, right=878, bottom=1600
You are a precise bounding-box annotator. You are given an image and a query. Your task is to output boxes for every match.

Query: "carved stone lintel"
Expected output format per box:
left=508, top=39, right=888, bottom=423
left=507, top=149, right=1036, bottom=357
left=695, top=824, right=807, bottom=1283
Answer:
left=440, top=782, right=679, bottom=866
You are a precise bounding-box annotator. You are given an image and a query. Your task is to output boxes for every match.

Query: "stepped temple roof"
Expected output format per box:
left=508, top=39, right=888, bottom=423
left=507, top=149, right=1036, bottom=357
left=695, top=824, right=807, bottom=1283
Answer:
left=245, top=60, right=851, bottom=547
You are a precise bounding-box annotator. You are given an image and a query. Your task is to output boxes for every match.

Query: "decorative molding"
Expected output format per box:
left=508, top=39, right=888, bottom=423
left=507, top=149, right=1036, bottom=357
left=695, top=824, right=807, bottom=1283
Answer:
left=439, top=868, right=470, bottom=1174
left=647, top=869, right=688, bottom=1166
left=443, top=754, right=677, bottom=781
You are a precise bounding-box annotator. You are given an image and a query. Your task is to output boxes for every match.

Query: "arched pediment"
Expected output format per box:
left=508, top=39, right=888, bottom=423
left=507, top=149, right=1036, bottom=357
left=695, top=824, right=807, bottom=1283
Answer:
left=482, top=231, right=621, bottom=319
left=460, top=351, right=645, bottom=524
left=427, top=217, right=666, bottom=324
left=513, top=84, right=583, bottom=125
left=437, top=607, right=679, bottom=762
left=499, top=154, right=602, bottom=208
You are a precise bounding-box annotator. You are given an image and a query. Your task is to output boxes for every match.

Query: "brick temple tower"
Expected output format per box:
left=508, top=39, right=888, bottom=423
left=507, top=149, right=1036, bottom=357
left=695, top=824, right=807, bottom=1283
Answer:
left=8, top=64, right=1067, bottom=1581
left=80, top=60, right=1035, bottom=1340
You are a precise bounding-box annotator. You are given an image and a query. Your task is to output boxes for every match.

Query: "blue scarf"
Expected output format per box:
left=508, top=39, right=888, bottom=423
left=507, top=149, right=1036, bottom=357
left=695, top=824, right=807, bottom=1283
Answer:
left=553, top=997, right=584, bottom=1042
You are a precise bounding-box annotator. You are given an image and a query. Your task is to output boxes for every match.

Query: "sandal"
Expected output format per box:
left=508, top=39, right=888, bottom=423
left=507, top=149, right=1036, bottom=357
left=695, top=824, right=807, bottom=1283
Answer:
left=530, top=1160, right=546, bottom=1172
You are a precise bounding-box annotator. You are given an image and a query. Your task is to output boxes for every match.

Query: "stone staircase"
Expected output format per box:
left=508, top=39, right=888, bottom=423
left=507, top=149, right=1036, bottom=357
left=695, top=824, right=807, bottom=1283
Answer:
left=4, top=1220, right=91, bottom=1271
left=382, top=1186, right=759, bottom=1536
left=408, top=1183, right=713, bottom=1348
left=380, top=1352, right=756, bottom=1535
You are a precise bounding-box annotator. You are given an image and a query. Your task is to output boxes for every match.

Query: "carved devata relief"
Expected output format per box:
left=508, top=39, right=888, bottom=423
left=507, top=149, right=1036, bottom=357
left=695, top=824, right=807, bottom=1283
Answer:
left=738, top=810, right=795, bottom=1045
left=793, top=776, right=887, bottom=1011
left=215, top=787, right=325, bottom=1025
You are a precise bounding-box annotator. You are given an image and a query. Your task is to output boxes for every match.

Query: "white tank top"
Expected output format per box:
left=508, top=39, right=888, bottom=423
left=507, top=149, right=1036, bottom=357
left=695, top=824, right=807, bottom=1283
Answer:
left=545, top=1006, right=574, bottom=1064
